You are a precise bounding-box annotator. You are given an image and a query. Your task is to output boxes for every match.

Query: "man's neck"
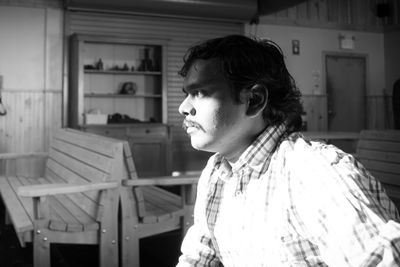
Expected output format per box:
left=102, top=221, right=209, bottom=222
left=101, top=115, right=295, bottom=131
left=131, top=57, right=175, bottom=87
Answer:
left=223, top=123, right=270, bottom=164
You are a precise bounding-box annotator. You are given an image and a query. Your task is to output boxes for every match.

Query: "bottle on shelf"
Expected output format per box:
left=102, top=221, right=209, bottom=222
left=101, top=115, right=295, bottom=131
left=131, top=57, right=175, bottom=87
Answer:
left=139, top=48, right=153, bottom=71
left=96, top=58, right=104, bottom=70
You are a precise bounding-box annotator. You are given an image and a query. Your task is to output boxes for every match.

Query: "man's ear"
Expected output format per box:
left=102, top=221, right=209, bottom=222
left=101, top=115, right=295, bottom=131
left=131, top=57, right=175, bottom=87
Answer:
left=246, top=84, right=268, bottom=117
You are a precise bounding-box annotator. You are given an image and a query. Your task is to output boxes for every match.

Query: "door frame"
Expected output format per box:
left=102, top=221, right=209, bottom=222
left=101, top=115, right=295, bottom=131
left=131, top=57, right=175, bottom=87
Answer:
left=322, top=51, right=369, bottom=131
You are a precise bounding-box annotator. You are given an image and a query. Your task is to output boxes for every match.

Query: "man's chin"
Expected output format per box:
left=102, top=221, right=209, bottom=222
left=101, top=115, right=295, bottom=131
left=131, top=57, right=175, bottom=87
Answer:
left=190, top=141, right=204, bottom=151
left=190, top=139, right=214, bottom=153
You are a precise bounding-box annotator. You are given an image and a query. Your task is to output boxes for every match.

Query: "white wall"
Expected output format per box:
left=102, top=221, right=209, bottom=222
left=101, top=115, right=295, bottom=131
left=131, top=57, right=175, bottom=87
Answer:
left=245, top=24, right=385, bottom=96
left=0, top=6, right=63, bottom=91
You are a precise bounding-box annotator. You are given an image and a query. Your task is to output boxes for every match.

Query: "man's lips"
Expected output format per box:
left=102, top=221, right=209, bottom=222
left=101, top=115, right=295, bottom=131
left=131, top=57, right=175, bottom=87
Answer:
left=182, top=120, right=202, bottom=132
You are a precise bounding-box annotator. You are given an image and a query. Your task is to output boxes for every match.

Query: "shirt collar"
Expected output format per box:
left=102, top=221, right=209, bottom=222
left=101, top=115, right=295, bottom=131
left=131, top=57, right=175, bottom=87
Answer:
left=213, top=123, right=288, bottom=175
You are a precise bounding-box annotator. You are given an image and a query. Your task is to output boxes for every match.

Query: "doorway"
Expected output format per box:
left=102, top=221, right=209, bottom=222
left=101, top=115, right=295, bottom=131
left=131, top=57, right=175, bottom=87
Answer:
left=325, top=53, right=367, bottom=152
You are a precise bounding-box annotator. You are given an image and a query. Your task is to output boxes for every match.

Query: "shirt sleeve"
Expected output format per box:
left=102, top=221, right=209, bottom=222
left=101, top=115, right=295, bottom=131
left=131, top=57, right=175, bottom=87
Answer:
left=177, top=156, right=221, bottom=267
left=288, top=140, right=400, bottom=267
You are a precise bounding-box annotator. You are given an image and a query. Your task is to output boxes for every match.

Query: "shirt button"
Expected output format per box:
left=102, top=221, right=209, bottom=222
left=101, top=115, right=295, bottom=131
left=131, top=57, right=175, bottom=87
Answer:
left=235, top=191, right=242, bottom=196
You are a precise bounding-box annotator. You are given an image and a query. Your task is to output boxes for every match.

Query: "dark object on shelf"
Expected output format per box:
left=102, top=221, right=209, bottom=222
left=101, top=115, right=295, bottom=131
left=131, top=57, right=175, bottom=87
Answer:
left=120, top=82, right=137, bottom=95
left=84, top=64, right=96, bottom=70
left=376, top=3, right=391, bottom=18
left=139, top=48, right=153, bottom=71
left=111, top=65, right=124, bottom=71
left=96, top=58, right=104, bottom=70
left=108, top=113, right=142, bottom=124
left=122, top=63, right=129, bottom=71
left=393, top=79, right=400, bottom=129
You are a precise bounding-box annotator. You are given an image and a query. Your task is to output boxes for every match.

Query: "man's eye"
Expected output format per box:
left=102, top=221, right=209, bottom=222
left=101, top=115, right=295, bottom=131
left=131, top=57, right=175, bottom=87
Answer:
left=191, top=90, right=206, bottom=97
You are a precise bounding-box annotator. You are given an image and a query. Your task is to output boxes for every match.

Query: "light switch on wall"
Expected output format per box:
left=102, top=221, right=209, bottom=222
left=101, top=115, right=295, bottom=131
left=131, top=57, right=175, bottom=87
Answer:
left=292, top=39, right=300, bottom=55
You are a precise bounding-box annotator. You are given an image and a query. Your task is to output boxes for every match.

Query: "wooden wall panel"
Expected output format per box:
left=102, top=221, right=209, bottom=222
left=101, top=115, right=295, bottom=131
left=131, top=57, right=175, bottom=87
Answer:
left=261, top=0, right=400, bottom=31
left=302, top=95, right=327, bottom=131
left=367, top=94, right=393, bottom=129
left=300, top=93, right=393, bottom=131
left=0, top=90, right=62, bottom=153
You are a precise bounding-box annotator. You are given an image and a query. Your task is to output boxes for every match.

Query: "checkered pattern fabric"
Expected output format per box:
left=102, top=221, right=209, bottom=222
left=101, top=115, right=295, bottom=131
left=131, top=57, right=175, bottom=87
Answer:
left=177, top=124, right=400, bottom=267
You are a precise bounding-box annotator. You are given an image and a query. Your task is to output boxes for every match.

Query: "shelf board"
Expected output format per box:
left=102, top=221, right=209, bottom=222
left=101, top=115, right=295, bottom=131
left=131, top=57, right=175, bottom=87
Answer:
left=84, top=70, right=162, bottom=75
left=84, top=93, right=162, bottom=98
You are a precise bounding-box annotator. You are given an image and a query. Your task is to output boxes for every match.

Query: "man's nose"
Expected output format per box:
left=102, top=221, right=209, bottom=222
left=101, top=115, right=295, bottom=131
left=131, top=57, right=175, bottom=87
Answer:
left=179, top=96, right=193, bottom=116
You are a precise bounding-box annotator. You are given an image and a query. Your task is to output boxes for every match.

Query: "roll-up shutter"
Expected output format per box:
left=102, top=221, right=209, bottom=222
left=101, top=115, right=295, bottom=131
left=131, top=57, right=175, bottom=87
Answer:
left=66, top=11, right=242, bottom=168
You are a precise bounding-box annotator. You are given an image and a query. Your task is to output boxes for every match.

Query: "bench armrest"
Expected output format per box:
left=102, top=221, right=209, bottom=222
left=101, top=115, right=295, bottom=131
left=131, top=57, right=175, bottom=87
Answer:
left=17, top=181, right=119, bottom=197
left=122, top=175, right=199, bottom=187
left=0, top=152, right=48, bottom=160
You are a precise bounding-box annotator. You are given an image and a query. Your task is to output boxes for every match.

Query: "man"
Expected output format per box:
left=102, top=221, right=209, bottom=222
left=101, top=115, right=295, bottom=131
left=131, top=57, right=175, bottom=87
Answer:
left=177, top=34, right=400, bottom=266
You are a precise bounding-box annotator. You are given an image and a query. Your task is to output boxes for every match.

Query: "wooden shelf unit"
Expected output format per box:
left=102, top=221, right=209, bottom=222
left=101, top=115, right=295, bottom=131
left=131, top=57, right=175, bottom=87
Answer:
left=69, top=34, right=171, bottom=176
left=68, top=33, right=168, bottom=127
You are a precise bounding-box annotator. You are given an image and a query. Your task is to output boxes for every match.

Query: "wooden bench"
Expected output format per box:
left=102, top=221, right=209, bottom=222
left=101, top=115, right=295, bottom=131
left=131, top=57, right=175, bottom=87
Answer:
left=0, top=128, right=125, bottom=267
left=120, top=142, right=199, bottom=267
left=356, top=130, right=400, bottom=208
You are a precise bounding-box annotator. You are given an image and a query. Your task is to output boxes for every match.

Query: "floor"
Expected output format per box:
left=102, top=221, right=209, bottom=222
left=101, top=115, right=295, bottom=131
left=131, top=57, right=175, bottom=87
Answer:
left=0, top=201, right=183, bottom=267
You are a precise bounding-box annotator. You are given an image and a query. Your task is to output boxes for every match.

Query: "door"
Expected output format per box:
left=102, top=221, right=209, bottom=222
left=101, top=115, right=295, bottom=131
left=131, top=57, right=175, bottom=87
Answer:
left=325, top=54, right=366, bottom=152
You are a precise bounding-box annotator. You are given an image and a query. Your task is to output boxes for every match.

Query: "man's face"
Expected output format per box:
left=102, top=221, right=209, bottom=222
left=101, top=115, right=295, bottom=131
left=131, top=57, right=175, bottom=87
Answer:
left=179, top=59, right=252, bottom=158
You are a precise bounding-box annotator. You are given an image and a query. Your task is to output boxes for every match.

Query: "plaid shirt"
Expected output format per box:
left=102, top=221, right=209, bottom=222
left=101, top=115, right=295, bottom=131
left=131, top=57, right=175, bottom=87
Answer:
left=177, top=124, right=400, bottom=267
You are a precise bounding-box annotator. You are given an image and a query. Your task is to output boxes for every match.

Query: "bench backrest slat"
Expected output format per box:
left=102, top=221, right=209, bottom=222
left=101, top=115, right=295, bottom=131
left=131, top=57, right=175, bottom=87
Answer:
left=45, top=161, right=98, bottom=201
left=357, top=130, right=400, bottom=187
left=47, top=149, right=109, bottom=183
left=53, top=129, right=119, bottom=157
left=358, top=139, right=400, bottom=154
left=51, top=138, right=113, bottom=173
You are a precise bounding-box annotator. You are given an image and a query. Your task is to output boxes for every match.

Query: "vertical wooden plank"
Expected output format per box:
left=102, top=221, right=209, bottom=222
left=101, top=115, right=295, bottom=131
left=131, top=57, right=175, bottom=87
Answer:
left=318, top=0, right=329, bottom=23
left=301, top=95, right=328, bottom=131
left=327, top=0, right=339, bottom=23
left=337, top=0, right=349, bottom=24
left=367, top=95, right=388, bottom=129
left=368, top=0, right=379, bottom=27
left=297, top=1, right=309, bottom=20
left=46, top=91, right=56, bottom=150
left=346, top=0, right=353, bottom=24
left=337, top=0, right=343, bottom=24
left=276, top=9, right=289, bottom=19
left=308, top=0, right=320, bottom=21
left=0, top=90, right=59, bottom=154
left=386, top=0, right=396, bottom=25
left=355, top=0, right=367, bottom=25
left=393, top=0, right=399, bottom=25
left=287, top=6, right=298, bottom=21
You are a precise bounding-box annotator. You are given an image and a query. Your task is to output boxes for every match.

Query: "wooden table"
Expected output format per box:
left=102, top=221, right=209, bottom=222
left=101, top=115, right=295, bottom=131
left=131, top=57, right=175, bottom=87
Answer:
left=302, top=131, right=360, bottom=141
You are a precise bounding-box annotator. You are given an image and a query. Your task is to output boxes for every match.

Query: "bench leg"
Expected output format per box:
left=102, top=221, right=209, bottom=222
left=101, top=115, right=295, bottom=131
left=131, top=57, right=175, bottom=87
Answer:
left=122, top=232, right=140, bottom=267
left=182, top=206, right=195, bottom=236
left=4, top=209, right=11, bottom=225
left=33, top=225, right=51, bottom=267
left=99, top=229, right=118, bottom=267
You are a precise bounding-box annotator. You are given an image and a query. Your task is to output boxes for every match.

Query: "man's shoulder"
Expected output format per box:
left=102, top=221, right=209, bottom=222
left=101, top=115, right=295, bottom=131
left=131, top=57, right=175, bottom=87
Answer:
left=277, top=132, right=353, bottom=166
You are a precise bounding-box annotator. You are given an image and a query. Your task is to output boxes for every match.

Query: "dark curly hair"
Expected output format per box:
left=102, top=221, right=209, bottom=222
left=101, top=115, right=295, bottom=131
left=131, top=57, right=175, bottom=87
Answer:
left=179, top=34, right=303, bottom=132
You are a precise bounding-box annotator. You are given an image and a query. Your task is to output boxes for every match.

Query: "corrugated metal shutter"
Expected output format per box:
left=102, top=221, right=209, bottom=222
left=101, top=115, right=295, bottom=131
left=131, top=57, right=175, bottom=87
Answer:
left=66, top=11, right=243, bottom=155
